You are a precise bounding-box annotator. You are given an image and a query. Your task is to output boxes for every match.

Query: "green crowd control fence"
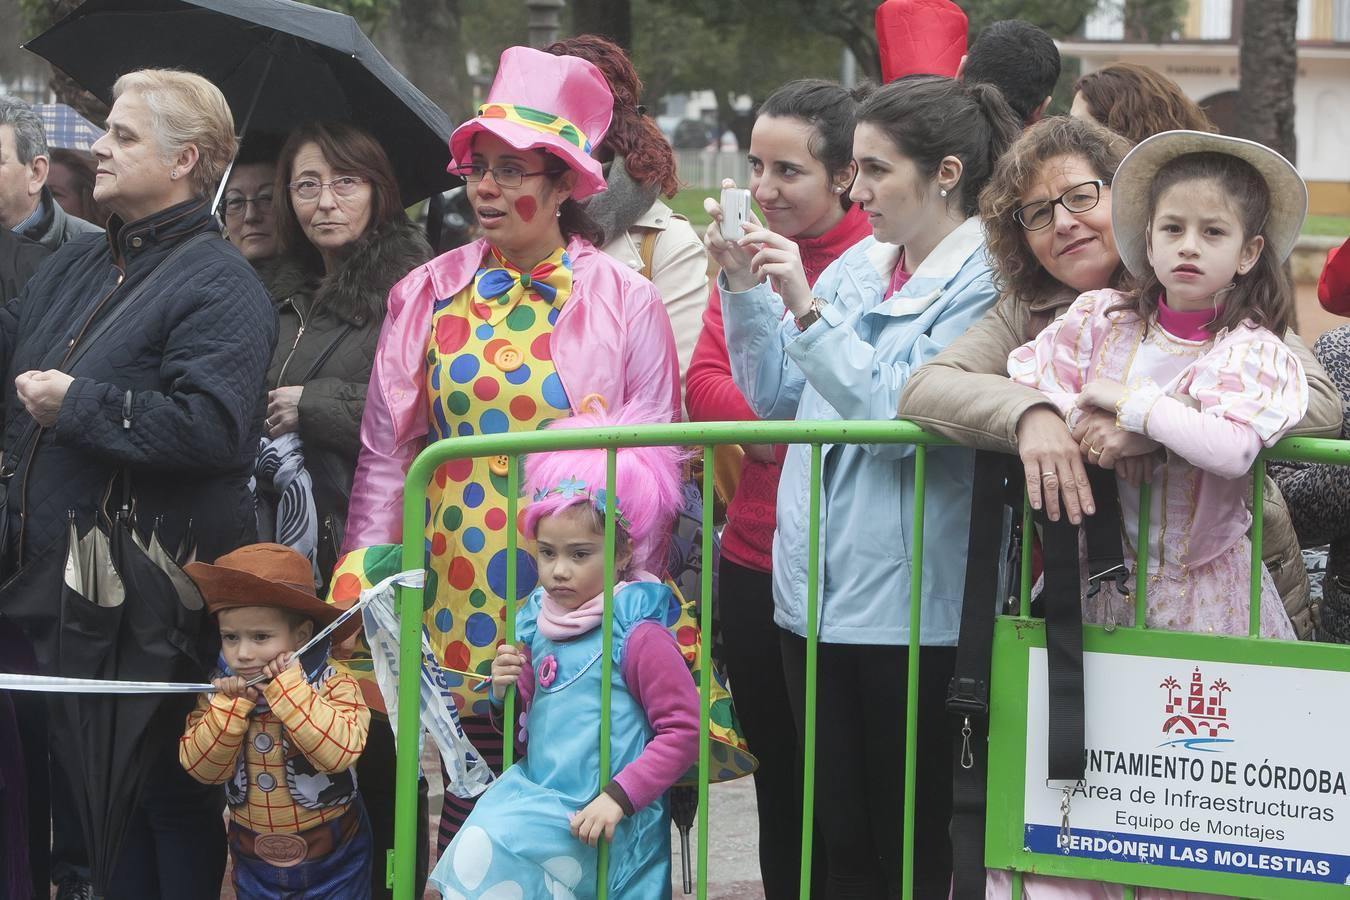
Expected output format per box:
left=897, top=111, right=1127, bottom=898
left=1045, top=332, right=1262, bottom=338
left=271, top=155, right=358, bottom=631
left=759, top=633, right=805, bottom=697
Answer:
left=385, top=420, right=1350, bottom=900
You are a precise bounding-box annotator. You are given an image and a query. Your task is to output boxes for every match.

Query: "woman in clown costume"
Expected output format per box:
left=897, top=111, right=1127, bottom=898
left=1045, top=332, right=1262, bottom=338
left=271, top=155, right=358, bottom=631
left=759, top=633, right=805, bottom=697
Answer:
left=332, top=45, right=681, bottom=851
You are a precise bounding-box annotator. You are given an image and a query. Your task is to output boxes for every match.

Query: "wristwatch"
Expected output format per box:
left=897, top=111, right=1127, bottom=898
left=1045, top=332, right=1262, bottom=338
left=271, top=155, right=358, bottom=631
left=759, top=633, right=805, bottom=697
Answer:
left=795, top=298, right=826, bottom=332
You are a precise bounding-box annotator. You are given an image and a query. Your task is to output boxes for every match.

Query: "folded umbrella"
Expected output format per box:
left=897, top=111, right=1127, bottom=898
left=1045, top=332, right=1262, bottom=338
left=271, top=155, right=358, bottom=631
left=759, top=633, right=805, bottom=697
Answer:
left=0, top=510, right=214, bottom=898
left=24, top=0, right=456, bottom=205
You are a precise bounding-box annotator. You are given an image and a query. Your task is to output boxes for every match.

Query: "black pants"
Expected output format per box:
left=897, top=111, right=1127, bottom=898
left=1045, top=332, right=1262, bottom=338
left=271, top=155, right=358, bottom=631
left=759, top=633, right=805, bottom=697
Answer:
left=719, top=557, right=826, bottom=899
left=104, top=738, right=226, bottom=900
left=357, top=716, right=430, bottom=900
left=780, top=633, right=955, bottom=899
left=9, top=659, right=88, bottom=897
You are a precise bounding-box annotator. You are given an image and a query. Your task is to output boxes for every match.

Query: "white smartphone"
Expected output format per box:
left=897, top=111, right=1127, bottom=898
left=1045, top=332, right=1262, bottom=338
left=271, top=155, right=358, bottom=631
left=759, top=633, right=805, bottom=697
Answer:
left=720, top=188, right=750, bottom=242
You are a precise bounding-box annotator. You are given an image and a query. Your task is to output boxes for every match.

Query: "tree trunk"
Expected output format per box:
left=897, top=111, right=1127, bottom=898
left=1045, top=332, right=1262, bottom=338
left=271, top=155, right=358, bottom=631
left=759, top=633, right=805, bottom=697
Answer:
left=1123, top=0, right=1186, bottom=43
left=823, top=4, right=879, bottom=82
left=570, top=0, right=633, bottom=51
left=379, top=0, right=472, bottom=124
left=1235, top=0, right=1298, bottom=163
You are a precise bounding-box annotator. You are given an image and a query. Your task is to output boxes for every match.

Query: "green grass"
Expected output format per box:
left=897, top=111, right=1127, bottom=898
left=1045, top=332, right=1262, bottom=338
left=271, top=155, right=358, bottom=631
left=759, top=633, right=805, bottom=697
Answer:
left=669, top=188, right=717, bottom=229
left=1302, top=215, right=1350, bottom=239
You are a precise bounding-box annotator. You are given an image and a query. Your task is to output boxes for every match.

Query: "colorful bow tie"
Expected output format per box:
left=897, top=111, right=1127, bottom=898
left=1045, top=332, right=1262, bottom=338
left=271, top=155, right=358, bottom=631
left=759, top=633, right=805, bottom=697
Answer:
left=476, top=247, right=573, bottom=308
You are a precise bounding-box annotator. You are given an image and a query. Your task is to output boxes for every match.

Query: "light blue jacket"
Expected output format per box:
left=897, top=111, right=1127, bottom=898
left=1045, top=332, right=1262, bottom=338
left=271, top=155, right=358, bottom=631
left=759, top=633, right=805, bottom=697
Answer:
left=722, top=217, right=997, bottom=645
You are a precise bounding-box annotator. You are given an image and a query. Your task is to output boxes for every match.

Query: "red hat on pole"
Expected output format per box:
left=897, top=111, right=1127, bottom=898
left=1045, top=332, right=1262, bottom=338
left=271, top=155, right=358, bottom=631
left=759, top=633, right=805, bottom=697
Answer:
left=875, top=0, right=968, bottom=83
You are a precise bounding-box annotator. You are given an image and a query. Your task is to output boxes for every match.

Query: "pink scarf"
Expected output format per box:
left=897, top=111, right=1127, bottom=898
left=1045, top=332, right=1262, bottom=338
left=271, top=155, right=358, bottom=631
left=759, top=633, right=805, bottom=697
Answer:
left=535, top=572, right=658, bottom=640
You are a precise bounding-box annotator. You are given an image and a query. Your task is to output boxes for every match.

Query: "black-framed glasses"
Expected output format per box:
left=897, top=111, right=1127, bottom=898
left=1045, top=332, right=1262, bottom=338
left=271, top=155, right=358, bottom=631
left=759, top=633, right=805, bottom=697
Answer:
left=288, top=176, right=368, bottom=202
left=450, top=164, right=560, bottom=188
left=220, top=192, right=274, bottom=219
left=1012, top=180, right=1107, bottom=231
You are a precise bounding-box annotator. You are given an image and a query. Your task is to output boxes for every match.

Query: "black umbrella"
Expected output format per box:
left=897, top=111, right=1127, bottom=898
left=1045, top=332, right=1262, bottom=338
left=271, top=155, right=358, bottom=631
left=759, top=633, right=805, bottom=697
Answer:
left=0, top=512, right=212, bottom=897
left=24, top=0, right=457, bottom=205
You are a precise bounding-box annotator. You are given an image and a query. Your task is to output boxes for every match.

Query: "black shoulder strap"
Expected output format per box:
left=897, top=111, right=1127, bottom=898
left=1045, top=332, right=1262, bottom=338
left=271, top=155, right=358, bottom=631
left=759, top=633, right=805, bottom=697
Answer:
left=948, top=450, right=1020, bottom=900
left=1040, top=464, right=1126, bottom=781
left=948, top=455, right=1125, bottom=899
left=62, top=232, right=216, bottom=374
left=298, top=322, right=358, bottom=384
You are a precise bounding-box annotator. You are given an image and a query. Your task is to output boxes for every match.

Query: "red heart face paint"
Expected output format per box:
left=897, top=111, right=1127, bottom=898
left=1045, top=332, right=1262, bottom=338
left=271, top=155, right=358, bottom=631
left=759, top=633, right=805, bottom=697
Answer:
left=513, top=196, right=538, bottom=222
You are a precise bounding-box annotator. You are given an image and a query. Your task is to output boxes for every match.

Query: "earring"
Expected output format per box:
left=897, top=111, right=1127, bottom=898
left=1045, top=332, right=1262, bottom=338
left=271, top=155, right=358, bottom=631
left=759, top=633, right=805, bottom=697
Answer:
left=555, top=208, right=562, bottom=218
left=940, top=188, right=948, bottom=198
left=170, top=169, right=179, bottom=179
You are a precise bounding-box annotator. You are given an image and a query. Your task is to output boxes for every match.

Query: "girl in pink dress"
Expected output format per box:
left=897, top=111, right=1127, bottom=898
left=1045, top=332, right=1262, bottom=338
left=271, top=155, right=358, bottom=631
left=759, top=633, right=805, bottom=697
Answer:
left=994, top=131, right=1311, bottom=898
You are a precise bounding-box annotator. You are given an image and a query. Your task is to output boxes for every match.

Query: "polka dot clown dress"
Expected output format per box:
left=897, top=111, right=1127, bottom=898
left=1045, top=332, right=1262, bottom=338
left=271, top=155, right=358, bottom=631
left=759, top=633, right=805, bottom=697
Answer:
left=423, top=246, right=573, bottom=718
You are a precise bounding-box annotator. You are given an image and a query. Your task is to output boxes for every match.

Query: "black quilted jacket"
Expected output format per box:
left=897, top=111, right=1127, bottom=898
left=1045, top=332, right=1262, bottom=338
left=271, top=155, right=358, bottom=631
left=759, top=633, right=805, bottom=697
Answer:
left=0, top=198, right=277, bottom=569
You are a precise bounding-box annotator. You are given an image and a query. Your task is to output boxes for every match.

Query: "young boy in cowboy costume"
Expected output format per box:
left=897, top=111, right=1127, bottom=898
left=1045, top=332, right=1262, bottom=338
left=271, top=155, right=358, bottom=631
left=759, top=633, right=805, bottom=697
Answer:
left=179, top=543, right=372, bottom=899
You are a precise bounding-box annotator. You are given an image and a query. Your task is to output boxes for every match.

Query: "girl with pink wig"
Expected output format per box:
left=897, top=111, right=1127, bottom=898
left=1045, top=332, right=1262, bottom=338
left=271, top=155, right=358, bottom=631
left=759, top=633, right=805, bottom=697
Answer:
left=430, top=403, right=699, bottom=898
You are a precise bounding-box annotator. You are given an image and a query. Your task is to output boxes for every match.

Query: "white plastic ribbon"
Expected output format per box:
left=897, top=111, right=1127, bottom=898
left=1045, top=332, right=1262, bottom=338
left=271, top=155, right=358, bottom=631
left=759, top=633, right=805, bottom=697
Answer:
left=0, top=570, right=420, bottom=696
left=0, top=673, right=216, bottom=693
left=361, top=569, right=495, bottom=799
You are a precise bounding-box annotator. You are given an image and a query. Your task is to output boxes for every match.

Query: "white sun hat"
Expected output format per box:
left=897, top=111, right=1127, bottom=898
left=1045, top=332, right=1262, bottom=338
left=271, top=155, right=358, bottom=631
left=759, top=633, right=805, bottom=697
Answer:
left=1111, top=130, right=1307, bottom=278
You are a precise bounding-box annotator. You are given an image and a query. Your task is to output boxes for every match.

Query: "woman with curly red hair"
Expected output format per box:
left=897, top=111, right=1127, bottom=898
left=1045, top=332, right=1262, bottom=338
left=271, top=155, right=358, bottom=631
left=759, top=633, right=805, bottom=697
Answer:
left=546, top=35, right=709, bottom=385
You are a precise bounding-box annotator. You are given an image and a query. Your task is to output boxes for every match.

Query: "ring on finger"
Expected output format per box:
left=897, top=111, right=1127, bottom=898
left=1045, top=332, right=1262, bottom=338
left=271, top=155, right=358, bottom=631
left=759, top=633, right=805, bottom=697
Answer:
left=1088, top=445, right=1103, bottom=458
left=1041, top=472, right=1059, bottom=482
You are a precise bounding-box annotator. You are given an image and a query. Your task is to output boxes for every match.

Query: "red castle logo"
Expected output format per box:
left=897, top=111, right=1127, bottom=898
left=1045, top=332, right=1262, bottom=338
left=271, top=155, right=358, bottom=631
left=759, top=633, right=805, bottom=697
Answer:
left=1160, top=667, right=1232, bottom=738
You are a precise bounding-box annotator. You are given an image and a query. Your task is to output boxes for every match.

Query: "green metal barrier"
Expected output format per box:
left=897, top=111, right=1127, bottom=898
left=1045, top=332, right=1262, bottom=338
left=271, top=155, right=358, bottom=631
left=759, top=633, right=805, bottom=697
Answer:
left=385, top=421, right=1350, bottom=900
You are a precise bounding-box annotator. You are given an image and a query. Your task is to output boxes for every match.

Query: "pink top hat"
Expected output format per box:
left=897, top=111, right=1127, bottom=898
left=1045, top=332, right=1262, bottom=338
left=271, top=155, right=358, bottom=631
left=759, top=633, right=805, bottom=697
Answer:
left=449, top=46, right=613, bottom=200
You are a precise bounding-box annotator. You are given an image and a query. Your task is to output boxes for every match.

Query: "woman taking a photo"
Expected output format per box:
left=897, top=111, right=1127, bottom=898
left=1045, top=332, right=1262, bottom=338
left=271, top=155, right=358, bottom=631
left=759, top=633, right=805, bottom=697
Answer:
left=685, top=77, right=869, bottom=900
left=334, top=45, right=678, bottom=852
left=708, top=74, right=1018, bottom=896
left=900, top=115, right=1341, bottom=638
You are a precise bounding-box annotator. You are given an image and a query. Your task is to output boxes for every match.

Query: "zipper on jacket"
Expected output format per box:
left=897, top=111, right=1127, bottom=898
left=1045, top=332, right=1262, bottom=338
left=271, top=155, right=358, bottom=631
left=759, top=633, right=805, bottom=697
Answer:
left=18, top=266, right=125, bottom=560
left=276, top=296, right=308, bottom=385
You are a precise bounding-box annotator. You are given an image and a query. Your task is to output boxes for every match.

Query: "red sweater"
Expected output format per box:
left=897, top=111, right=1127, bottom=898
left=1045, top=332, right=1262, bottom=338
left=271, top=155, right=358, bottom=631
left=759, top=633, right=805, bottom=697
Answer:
left=1318, top=236, right=1350, bottom=316
left=686, top=205, right=873, bottom=571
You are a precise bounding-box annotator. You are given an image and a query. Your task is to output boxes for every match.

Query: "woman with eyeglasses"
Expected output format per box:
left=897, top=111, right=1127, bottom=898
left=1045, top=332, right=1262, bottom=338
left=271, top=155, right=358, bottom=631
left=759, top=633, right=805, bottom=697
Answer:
left=259, top=120, right=432, bottom=900
left=902, top=115, right=1341, bottom=640
left=221, top=132, right=284, bottom=269
left=264, top=121, right=430, bottom=582
left=333, top=46, right=678, bottom=853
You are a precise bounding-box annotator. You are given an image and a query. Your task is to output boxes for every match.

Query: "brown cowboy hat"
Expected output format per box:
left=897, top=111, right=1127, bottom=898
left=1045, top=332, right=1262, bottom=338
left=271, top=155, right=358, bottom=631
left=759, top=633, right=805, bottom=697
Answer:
left=185, top=544, right=359, bottom=642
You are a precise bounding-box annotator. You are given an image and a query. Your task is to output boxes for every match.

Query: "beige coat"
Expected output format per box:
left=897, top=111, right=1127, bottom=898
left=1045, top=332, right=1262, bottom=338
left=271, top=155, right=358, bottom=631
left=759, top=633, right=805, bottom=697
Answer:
left=901, top=289, right=1344, bottom=638
left=599, top=199, right=708, bottom=388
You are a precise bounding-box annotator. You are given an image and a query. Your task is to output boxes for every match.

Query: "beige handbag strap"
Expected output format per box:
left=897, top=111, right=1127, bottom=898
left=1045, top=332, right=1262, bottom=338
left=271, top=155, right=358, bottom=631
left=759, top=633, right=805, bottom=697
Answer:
left=637, top=228, right=659, bottom=280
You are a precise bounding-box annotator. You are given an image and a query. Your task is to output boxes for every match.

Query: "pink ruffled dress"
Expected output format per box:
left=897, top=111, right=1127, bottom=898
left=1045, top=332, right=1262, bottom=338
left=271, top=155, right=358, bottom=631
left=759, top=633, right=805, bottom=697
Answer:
left=1009, top=289, right=1305, bottom=639
left=988, top=290, right=1308, bottom=900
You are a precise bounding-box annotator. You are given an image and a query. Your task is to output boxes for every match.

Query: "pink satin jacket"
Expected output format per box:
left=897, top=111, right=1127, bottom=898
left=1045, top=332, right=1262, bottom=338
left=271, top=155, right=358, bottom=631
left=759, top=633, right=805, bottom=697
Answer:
left=343, top=236, right=680, bottom=550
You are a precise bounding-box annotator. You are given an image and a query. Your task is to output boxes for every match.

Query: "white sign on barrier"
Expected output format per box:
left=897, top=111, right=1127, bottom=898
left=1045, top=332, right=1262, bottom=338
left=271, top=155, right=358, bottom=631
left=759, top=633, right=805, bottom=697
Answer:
left=1023, top=648, right=1350, bottom=886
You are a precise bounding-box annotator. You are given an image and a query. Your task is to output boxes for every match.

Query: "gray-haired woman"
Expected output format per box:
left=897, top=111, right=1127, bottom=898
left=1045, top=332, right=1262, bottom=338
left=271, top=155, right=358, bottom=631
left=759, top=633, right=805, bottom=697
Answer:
left=1, top=69, right=275, bottom=899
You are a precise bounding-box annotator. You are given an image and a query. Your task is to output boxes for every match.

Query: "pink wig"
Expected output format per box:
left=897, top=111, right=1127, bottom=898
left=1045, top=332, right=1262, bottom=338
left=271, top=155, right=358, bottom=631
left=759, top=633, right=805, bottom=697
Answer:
left=521, top=401, right=685, bottom=572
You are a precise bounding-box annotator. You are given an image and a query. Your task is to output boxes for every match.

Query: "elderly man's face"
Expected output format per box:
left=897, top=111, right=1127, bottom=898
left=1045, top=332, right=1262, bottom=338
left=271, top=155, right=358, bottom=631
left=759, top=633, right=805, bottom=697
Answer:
left=0, top=124, right=44, bottom=230
left=47, top=155, right=98, bottom=222
left=91, top=91, right=184, bottom=223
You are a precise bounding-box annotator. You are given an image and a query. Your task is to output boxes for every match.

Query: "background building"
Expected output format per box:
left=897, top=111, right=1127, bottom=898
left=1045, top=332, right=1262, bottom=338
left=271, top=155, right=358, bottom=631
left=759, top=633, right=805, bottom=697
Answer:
left=1060, top=0, right=1350, bottom=216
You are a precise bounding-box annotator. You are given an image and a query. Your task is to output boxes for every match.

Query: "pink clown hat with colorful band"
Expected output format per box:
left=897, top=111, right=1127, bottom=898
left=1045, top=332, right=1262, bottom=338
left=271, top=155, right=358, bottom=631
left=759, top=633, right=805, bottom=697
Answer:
left=448, top=46, right=613, bottom=200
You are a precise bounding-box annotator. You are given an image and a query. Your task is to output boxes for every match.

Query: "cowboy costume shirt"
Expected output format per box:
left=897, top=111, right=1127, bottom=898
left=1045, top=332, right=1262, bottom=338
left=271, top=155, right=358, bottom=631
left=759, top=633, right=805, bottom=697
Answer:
left=179, top=661, right=370, bottom=833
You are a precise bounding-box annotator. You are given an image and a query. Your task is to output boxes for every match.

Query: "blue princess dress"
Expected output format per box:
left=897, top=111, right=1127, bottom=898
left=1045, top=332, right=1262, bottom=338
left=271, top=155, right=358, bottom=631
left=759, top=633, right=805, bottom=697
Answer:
left=430, top=581, right=682, bottom=899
